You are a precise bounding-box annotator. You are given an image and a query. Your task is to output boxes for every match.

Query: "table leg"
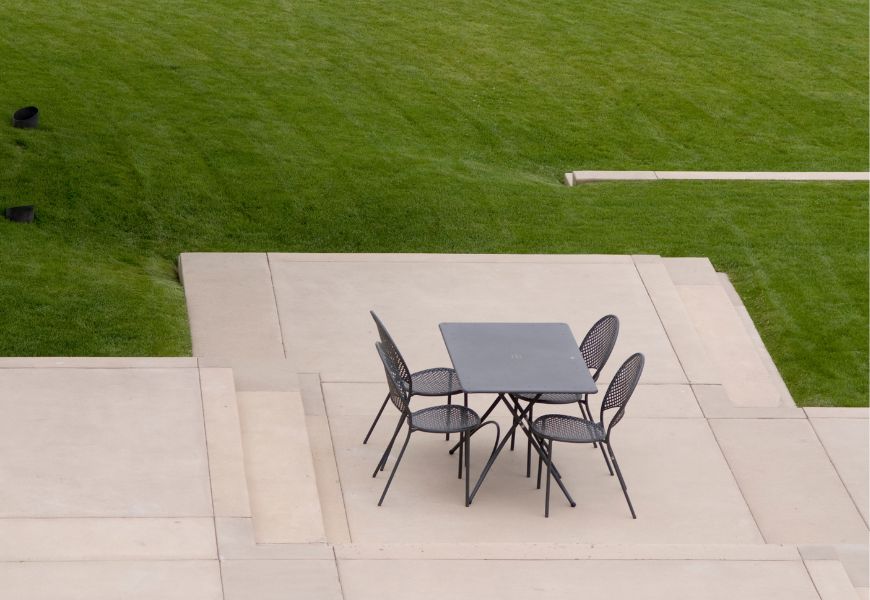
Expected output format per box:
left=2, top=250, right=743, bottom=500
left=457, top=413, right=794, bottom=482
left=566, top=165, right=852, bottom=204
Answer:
left=469, top=396, right=575, bottom=507
left=448, top=394, right=502, bottom=456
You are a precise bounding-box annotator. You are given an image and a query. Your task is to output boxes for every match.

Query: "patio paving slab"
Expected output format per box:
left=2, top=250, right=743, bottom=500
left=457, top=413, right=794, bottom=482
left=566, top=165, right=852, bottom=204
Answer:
left=200, top=368, right=252, bottom=518
left=237, top=391, right=326, bottom=543
left=179, top=252, right=285, bottom=360
left=0, top=518, right=216, bottom=561
left=337, top=557, right=819, bottom=600
left=334, top=542, right=800, bottom=561
left=326, top=383, right=761, bottom=545
left=632, top=257, right=718, bottom=384
left=214, top=517, right=333, bottom=559
left=718, top=273, right=795, bottom=405
left=221, top=559, right=343, bottom=600
left=0, top=560, right=223, bottom=600
left=674, top=280, right=782, bottom=406
left=0, top=368, right=212, bottom=517
left=804, top=560, right=862, bottom=600
left=710, top=418, right=868, bottom=544
left=809, top=417, right=869, bottom=524
left=269, top=257, right=685, bottom=385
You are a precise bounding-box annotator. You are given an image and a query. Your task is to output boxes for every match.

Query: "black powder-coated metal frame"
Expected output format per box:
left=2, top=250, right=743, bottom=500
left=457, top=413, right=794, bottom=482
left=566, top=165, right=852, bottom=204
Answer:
left=373, top=342, right=500, bottom=507
left=532, top=352, right=645, bottom=518
left=364, top=311, right=466, bottom=448
left=514, top=315, right=620, bottom=475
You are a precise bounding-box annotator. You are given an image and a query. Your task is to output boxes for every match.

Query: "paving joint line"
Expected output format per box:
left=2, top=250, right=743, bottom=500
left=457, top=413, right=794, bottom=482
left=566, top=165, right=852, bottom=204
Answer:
left=705, top=420, right=768, bottom=544
left=265, top=252, right=289, bottom=359
left=319, top=372, right=354, bottom=544
left=196, top=366, right=227, bottom=600
left=629, top=257, right=695, bottom=394
left=805, top=413, right=869, bottom=529
left=333, top=546, right=349, bottom=600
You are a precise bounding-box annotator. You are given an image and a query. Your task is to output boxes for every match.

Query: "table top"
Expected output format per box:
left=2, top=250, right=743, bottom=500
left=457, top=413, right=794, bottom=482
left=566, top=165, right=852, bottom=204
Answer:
left=439, top=322, right=597, bottom=395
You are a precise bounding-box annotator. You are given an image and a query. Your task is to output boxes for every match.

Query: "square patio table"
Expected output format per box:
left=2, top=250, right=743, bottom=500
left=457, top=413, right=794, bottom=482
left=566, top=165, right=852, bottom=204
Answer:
left=439, top=322, right=597, bottom=504
left=439, top=322, right=597, bottom=395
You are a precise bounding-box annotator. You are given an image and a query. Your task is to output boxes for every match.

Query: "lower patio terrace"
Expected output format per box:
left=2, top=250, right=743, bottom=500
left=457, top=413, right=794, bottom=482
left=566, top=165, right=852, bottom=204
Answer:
left=0, top=253, right=865, bottom=599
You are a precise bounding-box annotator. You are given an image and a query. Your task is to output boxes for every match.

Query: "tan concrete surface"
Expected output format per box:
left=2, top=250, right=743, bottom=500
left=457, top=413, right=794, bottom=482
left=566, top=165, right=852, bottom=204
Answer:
left=676, top=283, right=781, bottom=406
left=214, top=517, right=333, bottom=559
left=237, top=391, right=327, bottom=543
left=0, top=518, right=216, bottom=561
left=334, top=542, right=800, bottom=561
left=633, top=257, right=719, bottom=384
left=268, top=253, right=634, bottom=264
left=717, top=273, right=795, bottom=406
left=711, top=419, right=868, bottom=544
left=565, top=170, right=870, bottom=185
left=810, top=417, right=869, bottom=524
left=179, top=252, right=285, bottom=359
left=805, top=408, right=870, bottom=419
left=325, top=382, right=761, bottom=544
left=5, top=252, right=866, bottom=599
left=694, top=385, right=805, bottom=419
left=338, top=558, right=820, bottom=600
left=804, top=560, right=862, bottom=600
left=800, top=544, right=870, bottom=589
left=270, top=257, right=686, bottom=384
left=0, top=561, right=223, bottom=600
left=308, top=414, right=353, bottom=543
left=200, top=368, right=252, bottom=518
left=221, top=559, right=343, bottom=600
left=0, top=368, right=212, bottom=517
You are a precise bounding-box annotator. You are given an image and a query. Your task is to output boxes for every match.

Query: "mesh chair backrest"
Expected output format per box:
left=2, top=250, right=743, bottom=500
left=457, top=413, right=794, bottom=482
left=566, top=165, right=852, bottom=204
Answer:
left=600, top=353, right=644, bottom=438
left=376, top=342, right=411, bottom=415
left=579, top=315, right=619, bottom=381
left=370, top=311, right=412, bottom=392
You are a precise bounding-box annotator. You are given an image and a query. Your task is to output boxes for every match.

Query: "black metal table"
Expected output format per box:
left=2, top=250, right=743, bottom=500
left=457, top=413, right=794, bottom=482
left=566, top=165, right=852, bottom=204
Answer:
left=439, top=322, right=597, bottom=504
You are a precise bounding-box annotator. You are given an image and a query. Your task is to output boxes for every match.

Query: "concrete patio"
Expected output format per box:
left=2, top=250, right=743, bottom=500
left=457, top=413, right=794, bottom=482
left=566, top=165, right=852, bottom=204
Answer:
left=0, top=253, right=866, bottom=599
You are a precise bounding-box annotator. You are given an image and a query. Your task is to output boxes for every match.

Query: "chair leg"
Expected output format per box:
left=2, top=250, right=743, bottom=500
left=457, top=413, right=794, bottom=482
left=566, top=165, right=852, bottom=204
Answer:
left=457, top=431, right=464, bottom=479
left=526, top=405, right=533, bottom=477
left=363, top=393, right=390, bottom=444
left=374, top=414, right=405, bottom=477
left=536, top=447, right=543, bottom=489
left=544, top=439, right=553, bottom=517
left=607, top=443, right=636, bottom=519
left=464, top=429, right=471, bottom=507
left=598, top=438, right=614, bottom=475
left=378, top=428, right=413, bottom=506
left=445, top=394, right=452, bottom=441
left=578, top=399, right=598, bottom=449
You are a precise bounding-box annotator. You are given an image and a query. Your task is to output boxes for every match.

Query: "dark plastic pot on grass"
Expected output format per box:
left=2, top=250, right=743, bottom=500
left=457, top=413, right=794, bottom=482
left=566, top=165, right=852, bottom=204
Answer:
left=12, top=106, right=39, bottom=128
left=5, top=206, right=35, bottom=223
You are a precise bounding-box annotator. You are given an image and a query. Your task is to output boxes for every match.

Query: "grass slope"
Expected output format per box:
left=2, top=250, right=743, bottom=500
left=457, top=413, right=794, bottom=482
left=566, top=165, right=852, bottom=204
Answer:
left=0, top=0, right=866, bottom=406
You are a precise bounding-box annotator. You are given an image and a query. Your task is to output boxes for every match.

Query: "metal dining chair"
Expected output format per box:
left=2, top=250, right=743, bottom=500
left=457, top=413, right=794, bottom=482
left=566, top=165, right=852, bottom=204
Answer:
left=531, top=352, right=644, bottom=518
left=364, top=311, right=466, bottom=448
left=513, top=315, right=619, bottom=475
left=373, top=342, right=500, bottom=506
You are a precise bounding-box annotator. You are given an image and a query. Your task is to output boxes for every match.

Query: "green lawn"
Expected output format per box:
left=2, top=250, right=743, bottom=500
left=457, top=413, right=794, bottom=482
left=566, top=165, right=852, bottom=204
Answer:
left=0, top=0, right=866, bottom=406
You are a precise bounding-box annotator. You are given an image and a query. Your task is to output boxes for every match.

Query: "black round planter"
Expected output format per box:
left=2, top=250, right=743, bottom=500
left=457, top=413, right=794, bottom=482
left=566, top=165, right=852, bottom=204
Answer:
left=4, top=205, right=35, bottom=223
left=12, top=106, right=39, bottom=129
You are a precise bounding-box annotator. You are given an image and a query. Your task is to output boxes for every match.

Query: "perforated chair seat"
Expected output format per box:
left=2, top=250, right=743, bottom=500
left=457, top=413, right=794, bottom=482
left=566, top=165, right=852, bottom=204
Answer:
left=531, top=414, right=605, bottom=444
left=410, top=405, right=480, bottom=434
left=411, top=368, right=463, bottom=396
left=514, top=392, right=585, bottom=405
